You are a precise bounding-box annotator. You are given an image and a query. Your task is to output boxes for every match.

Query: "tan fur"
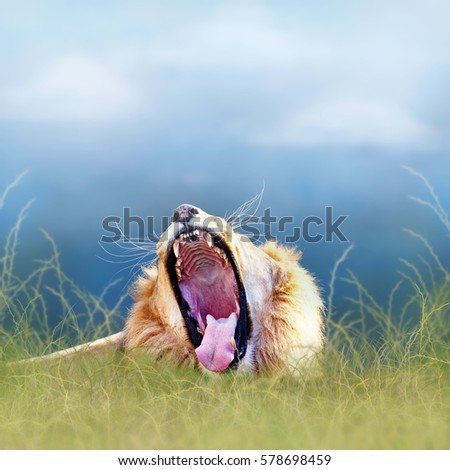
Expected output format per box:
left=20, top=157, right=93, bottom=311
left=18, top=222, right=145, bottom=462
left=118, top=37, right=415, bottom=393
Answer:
left=123, top=208, right=325, bottom=374
left=18, top=332, right=124, bottom=365
left=124, top=267, right=196, bottom=367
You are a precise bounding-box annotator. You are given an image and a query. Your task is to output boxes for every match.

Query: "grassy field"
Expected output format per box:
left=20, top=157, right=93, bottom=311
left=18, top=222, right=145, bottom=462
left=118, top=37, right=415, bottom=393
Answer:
left=0, top=174, right=449, bottom=450
left=1, top=289, right=448, bottom=450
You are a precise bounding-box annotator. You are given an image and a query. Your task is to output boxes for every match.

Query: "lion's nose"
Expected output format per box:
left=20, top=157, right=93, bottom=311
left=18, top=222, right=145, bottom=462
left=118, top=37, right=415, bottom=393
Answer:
left=172, top=204, right=200, bottom=223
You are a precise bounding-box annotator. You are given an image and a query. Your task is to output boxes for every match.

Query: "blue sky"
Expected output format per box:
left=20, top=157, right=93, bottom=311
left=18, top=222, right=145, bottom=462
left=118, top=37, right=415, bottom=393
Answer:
left=1, top=1, right=449, bottom=151
left=0, top=1, right=449, bottom=315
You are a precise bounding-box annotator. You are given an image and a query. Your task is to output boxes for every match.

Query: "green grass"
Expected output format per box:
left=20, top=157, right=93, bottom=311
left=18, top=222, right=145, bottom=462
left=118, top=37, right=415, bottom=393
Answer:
left=0, top=173, right=449, bottom=450
left=0, top=295, right=448, bottom=450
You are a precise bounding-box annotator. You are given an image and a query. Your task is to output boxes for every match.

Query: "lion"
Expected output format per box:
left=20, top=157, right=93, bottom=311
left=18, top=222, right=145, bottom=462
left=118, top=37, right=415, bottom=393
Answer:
left=24, top=204, right=325, bottom=374
left=123, top=204, right=325, bottom=373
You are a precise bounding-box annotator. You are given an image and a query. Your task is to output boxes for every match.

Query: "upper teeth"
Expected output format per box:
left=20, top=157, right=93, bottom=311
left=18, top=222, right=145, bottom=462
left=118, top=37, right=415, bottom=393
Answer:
left=179, top=229, right=203, bottom=241
left=173, top=240, right=180, bottom=257
left=174, top=229, right=219, bottom=253
left=173, top=229, right=230, bottom=272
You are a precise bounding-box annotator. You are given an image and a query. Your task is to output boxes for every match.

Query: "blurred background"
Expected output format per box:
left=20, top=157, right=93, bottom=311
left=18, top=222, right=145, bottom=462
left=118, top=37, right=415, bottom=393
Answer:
left=1, top=0, right=449, bottom=323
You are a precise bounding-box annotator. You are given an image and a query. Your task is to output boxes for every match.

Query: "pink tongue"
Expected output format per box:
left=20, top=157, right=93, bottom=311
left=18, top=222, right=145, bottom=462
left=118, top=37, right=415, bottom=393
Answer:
left=195, top=313, right=238, bottom=372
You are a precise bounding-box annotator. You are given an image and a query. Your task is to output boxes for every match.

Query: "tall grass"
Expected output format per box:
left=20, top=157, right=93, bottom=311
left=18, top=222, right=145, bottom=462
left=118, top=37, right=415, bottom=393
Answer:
left=0, top=217, right=127, bottom=361
left=0, top=173, right=448, bottom=450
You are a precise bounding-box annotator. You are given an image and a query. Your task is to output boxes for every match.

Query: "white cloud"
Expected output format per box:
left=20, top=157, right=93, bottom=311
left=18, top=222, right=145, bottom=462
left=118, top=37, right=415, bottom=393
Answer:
left=0, top=56, right=139, bottom=123
left=145, top=7, right=328, bottom=68
left=250, top=96, right=432, bottom=148
left=0, top=2, right=447, bottom=152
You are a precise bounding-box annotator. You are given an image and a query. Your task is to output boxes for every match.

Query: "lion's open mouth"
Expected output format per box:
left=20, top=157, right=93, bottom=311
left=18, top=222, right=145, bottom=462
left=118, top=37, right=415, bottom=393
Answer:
left=167, top=229, right=249, bottom=372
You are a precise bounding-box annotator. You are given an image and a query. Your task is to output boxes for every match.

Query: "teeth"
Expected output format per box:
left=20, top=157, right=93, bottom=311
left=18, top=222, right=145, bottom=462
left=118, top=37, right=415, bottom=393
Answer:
left=175, top=266, right=181, bottom=280
left=173, top=240, right=180, bottom=257
left=175, top=257, right=182, bottom=267
left=231, top=337, right=237, bottom=350
left=205, top=232, right=213, bottom=248
left=197, top=327, right=204, bottom=336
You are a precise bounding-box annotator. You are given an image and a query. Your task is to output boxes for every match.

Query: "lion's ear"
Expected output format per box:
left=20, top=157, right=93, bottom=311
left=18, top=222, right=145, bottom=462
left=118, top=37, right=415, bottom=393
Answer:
left=270, top=260, right=289, bottom=292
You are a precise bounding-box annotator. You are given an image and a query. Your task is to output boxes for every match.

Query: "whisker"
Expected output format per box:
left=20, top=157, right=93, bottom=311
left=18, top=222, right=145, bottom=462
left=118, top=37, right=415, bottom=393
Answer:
left=97, top=219, right=159, bottom=276
left=226, top=184, right=265, bottom=229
